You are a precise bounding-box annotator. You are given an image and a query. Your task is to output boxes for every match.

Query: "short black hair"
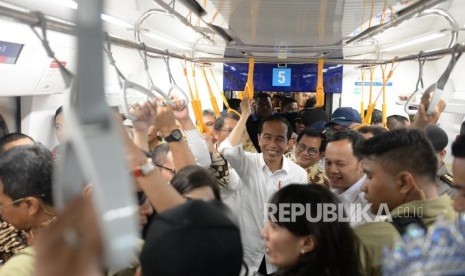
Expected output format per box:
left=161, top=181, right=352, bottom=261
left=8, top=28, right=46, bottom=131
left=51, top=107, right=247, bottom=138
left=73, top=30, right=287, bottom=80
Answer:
left=0, top=133, right=35, bottom=155
left=327, top=130, right=365, bottom=160
left=170, top=165, right=221, bottom=201
left=254, top=93, right=271, bottom=101
left=358, top=128, right=437, bottom=181
left=213, top=112, right=240, bottom=131
left=296, top=127, right=327, bottom=152
left=280, top=97, right=297, bottom=108
left=425, top=125, right=448, bottom=152
left=303, top=97, right=316, bottom=109
left=0, top=145, right=53, bottom=206
left=452, top=134, right=465, bottom=158
left=388, top=115, right=409, bottom=124
left=258, top=115, right=293, bottom=140
left=357, top=125, right=388, bottom=137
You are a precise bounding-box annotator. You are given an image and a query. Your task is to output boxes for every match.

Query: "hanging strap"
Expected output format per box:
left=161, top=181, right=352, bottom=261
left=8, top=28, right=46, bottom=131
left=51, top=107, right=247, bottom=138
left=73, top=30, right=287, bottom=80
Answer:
left=405, top=52, right=427, bottom=115
left=426, top=45, right=462, bottom=114
left=162, top=50, right=190, bottom=106
left=368, top=67, right=374, bottom=107
left=206, top=66, right=241, bottom=117
left=181, top=59, right=195, bottom=100
left=201, top=65, right=221, bottom=116
left=163, top=51, right=177, bottom=85
left=103, top=33, right=126, bottom=88
left=29, top=12, right=74, bottom=88
left=103, top=34, right=172, bottom=120
left=363, top=59, right=398, bottom=126
left=415, top=52, right=427, bottom=92
left=190, top=64, right=206, bottom=133
left=315, top=58, right=325, bottom=107
left=360, top=68, right=366, bottom=121
left=362, top=67, right=375, bottom=125
left=243, top=57, right=255, bottom=100
left=181, top=60, right=205, bottom=133
left=380, top=58, right=399, bottom=128
left=437, top=46, right=462, bottom=90
left=138, top=44, right=173, bottom=101
left=140, top=43, right=157, bottom=90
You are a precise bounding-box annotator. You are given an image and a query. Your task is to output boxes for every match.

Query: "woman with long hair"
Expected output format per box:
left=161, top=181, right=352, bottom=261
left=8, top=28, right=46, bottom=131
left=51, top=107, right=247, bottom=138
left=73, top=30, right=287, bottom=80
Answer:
left=262, top=184, right=363, bottom=276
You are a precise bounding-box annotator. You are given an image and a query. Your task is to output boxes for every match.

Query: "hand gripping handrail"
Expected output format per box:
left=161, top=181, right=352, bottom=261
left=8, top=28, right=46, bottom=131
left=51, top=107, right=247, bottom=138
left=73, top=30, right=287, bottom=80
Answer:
left=103, top=33, right=173, bottom=121
left=405, top=45, right=462, bottom=115
left=162, top=51, right=190, bottom=106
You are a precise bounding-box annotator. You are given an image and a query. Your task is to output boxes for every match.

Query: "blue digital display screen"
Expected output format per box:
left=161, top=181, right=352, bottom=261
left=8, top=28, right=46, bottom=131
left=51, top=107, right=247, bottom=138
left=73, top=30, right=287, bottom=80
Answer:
left=223, top=63, right=343, bottom=93
left=0, top=41, right=24, bottom=64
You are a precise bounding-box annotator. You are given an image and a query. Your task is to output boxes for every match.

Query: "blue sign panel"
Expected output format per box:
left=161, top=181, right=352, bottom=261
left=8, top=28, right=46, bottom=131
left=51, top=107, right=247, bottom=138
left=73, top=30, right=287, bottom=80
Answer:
left=272, top=68, right=291, bottom=86
left=223, top=63, right=343, bottom=93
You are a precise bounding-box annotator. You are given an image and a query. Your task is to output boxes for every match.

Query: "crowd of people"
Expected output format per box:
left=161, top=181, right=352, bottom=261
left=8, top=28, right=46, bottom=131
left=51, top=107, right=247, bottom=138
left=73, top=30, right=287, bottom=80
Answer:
left=0, top=91, right=463, bottom=276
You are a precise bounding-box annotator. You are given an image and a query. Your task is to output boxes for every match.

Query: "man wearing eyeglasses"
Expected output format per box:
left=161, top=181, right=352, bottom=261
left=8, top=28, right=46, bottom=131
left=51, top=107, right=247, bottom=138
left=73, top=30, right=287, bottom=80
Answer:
left=0, top=145, right=55, bottom=274
left=294, top=128, right=330, bottom=188
left=209, top=112, right=240, bottom=188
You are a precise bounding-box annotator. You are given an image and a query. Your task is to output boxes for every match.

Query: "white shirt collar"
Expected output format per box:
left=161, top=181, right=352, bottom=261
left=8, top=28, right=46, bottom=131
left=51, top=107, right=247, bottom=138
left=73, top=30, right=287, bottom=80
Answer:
left=333, top=175, right=366, bottom=203
left=258, top=153, right=290, bottom=174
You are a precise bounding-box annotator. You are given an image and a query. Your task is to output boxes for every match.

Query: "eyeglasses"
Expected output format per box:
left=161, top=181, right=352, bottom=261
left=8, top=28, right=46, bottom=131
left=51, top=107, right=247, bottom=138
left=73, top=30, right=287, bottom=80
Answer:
left=154, top=163, right=176, bottom=175
left=0, top=194, right=47, bottom=213
left=218, top=128, right=234, bottom=133
left=0, top=198, right=27, bottom=213
left=296, top=143, right=319, bottom=156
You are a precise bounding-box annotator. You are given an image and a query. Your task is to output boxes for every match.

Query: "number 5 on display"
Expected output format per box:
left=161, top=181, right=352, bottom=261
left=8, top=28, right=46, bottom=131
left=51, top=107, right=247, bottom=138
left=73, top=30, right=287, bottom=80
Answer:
left=272, top=68, right=291, bottom=87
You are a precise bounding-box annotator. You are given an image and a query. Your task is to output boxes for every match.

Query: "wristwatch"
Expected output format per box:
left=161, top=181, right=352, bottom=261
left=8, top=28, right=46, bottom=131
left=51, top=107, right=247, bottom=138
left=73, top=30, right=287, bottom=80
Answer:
left=133, top=158, right=156, bottom=178
left=164, top=128, right=183, bottom=143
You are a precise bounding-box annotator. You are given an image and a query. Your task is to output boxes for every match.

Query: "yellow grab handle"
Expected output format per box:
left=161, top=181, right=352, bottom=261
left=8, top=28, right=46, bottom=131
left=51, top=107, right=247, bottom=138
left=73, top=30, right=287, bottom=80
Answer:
left=316, top=58, right=325, bottom=107
left=363, top=103, right=376, bottom=125
left=244, top=58, right=255, bottom=100
left=360, top=68, right=366, bottom=121
left=210, top=96, right=221, bottom=116
left=182, top=67, right=195, bottom=100
left=201, top=66, right=220, bottom=117
left=382, top=102, right=387, bottom=129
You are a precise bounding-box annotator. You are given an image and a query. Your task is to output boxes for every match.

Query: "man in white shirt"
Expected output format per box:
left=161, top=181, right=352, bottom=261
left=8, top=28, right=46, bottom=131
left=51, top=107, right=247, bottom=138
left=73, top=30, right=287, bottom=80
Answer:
left=325, top=130, right=374, bottom=226
left=219, top=98, right=307, bottom=275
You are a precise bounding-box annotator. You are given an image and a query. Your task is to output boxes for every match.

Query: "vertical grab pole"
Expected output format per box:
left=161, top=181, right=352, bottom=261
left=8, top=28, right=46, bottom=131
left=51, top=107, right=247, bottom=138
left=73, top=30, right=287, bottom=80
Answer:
left=55, top=0, right=140, bottom=269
